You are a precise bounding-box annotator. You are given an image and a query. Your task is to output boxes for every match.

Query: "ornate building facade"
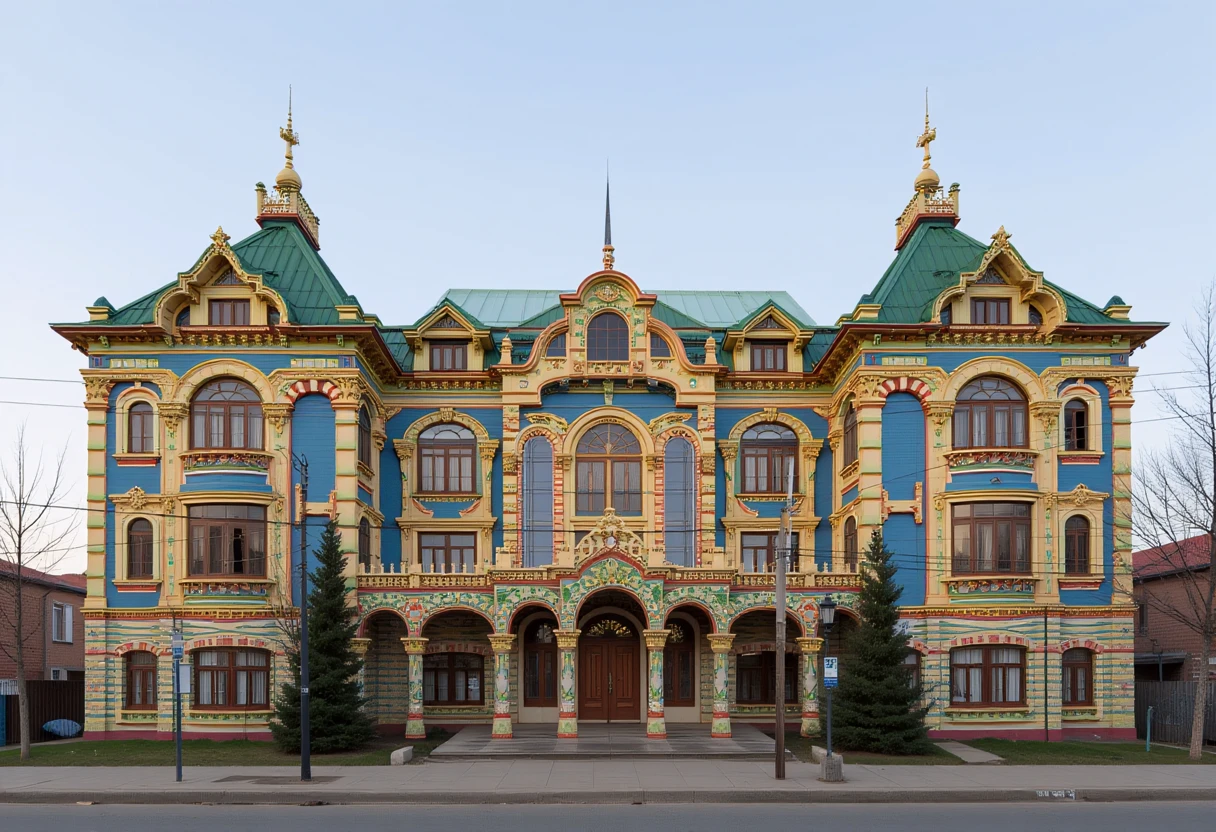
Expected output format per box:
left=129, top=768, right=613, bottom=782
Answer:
left=53, top=110, right=1163, bottom=742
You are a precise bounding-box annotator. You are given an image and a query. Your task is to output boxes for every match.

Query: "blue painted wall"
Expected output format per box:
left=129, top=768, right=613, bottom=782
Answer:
left=883, top=513, right=926, bottom=606
left=813, top=449, right=833, bottom=569
left=105, top=383, right=161, bottom=607
left=291, top=394, right=335, bottom=503
left=881, top=392, right=927, bottom=604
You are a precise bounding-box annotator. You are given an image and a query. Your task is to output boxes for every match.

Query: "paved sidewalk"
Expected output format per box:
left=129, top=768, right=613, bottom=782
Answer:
left=2, top=762, right=1216, bottom=804
left=934, top=741, right=1004, bottom=764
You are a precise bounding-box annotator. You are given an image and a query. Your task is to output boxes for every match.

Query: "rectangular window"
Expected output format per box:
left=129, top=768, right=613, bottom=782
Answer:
left=208, top=299, right=250, bottom=326
left=1062, top=649, right=1093, bottom=706
left=429, top=341, right=468, bottom=371
left=749, top=341, right=787, bottom=372
left=576, top=460, right=606, bottom=515
left=423, top=653, right=484, bottom=705
left=741, top=446, right=796, bottom=493
left=735, top=652, right=798, bottom=704
left=420, top=533, right=476, bottom=573
left=1138, top=601, right=1148, bottom=633
left=126, top=653, right=158, bottom=709
left=194, top=649, right=269, bottom=710
left=51, top=602, right=71, bottom=643
left=419, top=443, right=475, bottom=493
left=741, top=532, right=799, bottom=573
left=951, top=646, right=1024, bottom=706
left=970, top=298, right=1010, bottom=325
left=951, top=503, right=1031, bottom=574
left=187, top=505, right=267, bottom=577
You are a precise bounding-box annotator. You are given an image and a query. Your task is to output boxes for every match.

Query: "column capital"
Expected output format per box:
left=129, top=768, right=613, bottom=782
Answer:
left=642, top=629, right=670, bottom=650
left=262, top=402, right=294, bottom=433
left=400, top=636, right=429, bottom=654
left=488, top=633, right=517, bottom=653
left=554, top=629, right=581, bottom=649
left=707, top=633, right=736, bottom=654
left=795, top=637, right=824, bottom=655
left=351, top=637, right=371, bottom=657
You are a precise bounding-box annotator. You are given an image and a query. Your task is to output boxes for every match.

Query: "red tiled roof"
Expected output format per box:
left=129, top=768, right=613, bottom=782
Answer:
left=1133, top=533, right=1213, bottom=579
left=0, top=560, right=87, bottom=594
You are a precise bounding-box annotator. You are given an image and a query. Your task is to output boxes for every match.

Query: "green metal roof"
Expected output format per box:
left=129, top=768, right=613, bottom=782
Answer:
left=439, top=290, right=562, bottom=328
left=654, top=291, right=815, bottom=328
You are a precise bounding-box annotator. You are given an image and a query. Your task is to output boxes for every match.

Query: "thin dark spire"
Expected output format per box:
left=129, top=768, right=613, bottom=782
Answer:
left=603, top=168, right=612, bottom=247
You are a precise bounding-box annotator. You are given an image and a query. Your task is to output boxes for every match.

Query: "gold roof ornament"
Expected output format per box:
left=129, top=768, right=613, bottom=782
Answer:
left=914, top=88, right=940, bottom=192
left=602, top=169, right=615, bottom=271
left=893, top=89, right=960, bottom=250
left=276, top=86, right=302, bottom=192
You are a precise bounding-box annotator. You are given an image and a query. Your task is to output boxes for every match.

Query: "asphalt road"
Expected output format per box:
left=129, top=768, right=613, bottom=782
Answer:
left=2, top=802, right=1215, bottom=832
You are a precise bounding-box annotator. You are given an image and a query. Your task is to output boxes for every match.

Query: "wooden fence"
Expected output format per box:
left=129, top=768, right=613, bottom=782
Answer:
left=1135, top=681, right=1216, bottom=745
left=1, top=680, right=85, bottom=745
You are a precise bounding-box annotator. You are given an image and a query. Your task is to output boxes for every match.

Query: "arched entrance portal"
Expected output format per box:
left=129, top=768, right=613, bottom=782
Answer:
left=577, top=589, right=646, bottom=722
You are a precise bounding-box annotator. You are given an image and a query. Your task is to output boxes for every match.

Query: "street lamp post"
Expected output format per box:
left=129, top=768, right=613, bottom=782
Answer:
left=818, top=595, right=843, bottom=783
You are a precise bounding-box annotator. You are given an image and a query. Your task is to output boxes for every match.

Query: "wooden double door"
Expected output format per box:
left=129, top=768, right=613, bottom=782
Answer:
left=577, top=616, right=640, bottom=721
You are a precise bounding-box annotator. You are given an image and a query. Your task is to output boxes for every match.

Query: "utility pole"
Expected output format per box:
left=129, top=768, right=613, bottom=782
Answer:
left=292, top=453, right=312, bottom=782
left=774, top=455, right=795, bottom=779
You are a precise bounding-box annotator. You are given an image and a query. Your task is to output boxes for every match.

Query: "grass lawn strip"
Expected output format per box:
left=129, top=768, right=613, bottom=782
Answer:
left=965, top=739, right=1216, bottom=765
left=0, top=731, right=449, bottom=767
left=781, top=732, right=963, bottom=765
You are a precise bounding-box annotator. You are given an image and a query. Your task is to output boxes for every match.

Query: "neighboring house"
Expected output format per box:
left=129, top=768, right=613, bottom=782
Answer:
left=50, top=105, right=1164, bottom=743
left=1134, top=534, right=1215, bottom=682
left=0, top=563, right=87, bottom=683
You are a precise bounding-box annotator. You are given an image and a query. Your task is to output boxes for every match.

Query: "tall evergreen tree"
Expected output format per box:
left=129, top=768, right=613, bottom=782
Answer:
left=272, top=519, right=375, bottom=753
left=831, top=529, right=931, bottom=754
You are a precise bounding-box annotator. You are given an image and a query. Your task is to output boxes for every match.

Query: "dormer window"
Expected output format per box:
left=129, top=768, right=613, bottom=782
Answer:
left=176, top=307, right=191, bottom=329
left=209, top=299, right=250, bottom=326
left=588, top=313, right=629, bottom=361
left=430, top=341, right=468, bottom=371
left=1028, top=305, right=1043, bottom=326
left=940, top=305, right=952, bottom=326
left=546, top=333, right=566, bottom=357
left=971, top=298, right=1010, bottom=325
left=650, top=333, right=671, bottom=357
left=267, top=305, right=281, bottom=326
left=750, top=341, right=786, bottom=371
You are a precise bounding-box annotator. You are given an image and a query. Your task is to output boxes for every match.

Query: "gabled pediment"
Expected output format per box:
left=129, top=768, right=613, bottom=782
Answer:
left=934, top=226, right=1066, bottom=326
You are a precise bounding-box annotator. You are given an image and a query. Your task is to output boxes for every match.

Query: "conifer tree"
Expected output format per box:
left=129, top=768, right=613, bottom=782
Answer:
left=272, top=519, right=375, bottom=752
left=831, top=529, right=931, bottom=754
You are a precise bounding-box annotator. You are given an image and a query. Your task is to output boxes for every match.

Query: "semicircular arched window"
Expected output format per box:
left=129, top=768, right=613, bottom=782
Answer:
left=418, top=423, right=476, bottom=494
left=740, top=423, right=798, bottom=494
left=576, top=424, right=642, bottom=516
left=587, top=312, right=630, bottom=362
left=952, top=376, right=1027, bottom=450
left=190, top=378, right=263, bottom=450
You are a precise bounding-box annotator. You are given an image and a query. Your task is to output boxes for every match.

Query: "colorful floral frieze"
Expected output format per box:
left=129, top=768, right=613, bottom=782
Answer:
left=180, top=451, right=271, bottom=473
left=662, top=584, right=730, bottom=629
left=947, top=578, right=1036, bottom=596
left=945, top=450, right=1036, bottom=470
left=494, top=584, right=561, bottom=630
left=560, top=556, right=663, bottom=628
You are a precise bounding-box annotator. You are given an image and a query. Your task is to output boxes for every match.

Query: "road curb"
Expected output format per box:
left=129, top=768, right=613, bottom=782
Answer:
left=3, top=787, right=1216, bottom=805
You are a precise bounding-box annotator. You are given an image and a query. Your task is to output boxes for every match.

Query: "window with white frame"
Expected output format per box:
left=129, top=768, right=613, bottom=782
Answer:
left=51, top=602, right=72, bottom=643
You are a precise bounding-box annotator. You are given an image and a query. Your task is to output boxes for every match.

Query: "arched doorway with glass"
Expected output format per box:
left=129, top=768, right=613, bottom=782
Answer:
left=576, top=589, right=647, bottom=722
left=512, top=604, right=561, bottom=724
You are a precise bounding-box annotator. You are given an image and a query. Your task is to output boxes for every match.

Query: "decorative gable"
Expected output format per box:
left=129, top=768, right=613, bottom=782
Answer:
left=934, top=226, right=1067, bottom=328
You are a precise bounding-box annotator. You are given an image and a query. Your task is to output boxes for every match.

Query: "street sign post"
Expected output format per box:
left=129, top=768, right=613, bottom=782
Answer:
left=823, top=656, right=838, bottom=760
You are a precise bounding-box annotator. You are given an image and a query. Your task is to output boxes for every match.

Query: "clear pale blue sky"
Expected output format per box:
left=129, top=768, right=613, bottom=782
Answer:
left=1, top=2, right=1212, bottom=572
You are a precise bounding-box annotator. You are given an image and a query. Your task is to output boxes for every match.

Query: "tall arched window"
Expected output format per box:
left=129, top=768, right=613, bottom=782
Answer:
left=576, top=424, right=641, bottom=515
left=1064, top=399, right=1088, bottom=451
left=522, top=437, right=554, bottom=567
left=587, top=312, right=629, bottom=361
left=127, top=518, right=154, bottom=579
left=418, top=424, right=476, bottom=493
left=952, top=377, right=1027, bottom=450
left=358, top=406, right=373, bottom=468
left=190, top=378, right=263, bottom=450
left=1062, top=647, right=1093, bottom=705
left=741, top=424, right=797, bottom=494
left=358, top=517, right=372, bottom=571
left=523, top=619, right=558, bottom=706
left=663, top=621, right=695, bottom=706
left=842, top=406, right=858, bottom=467
left=125, top=651, right=157, bottom=710
left=1065, top=515, right=1090, bottom=574
left=664, top=437, right=696, bottom=566
left=843, top=516, right=858, bottom=571
left=128, top=402, right=154, bottom=453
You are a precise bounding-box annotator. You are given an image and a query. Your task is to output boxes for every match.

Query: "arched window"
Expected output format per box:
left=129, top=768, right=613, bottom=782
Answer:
left=125, top=651, right=157, bottom=710
left=587, top=312, right=629, bottom=361
left=952, top=377, right=1027, bottom=450
left=545, top=332, right=566, bottom=357
left=741, top=424, right=797, bottom=494
left=128, top=401, right=154, bottom=453
left=266, top=304, right=281, bottom=326
left=1064, top=399, right=1088, bottom=451
left=664, top=437, right=696, bottom=566
left=358, top=406, right=373, bottom=468
left=418, top=424, right=476, bottom=493
left=1062, top=647, right=1093, bottom=705
left=190, top=379, right=263, bottom=450
left=575, top=424, right=642, bottom=515
left=843, top=517, right=858, bottom=571
left=842, top=406, right=858, bottom=467
left=1028, top=305, right=1043, bottom=326
left=358, top=517, right=372, bottom=571
left=664, top=621, right=696, bottom=706
left=127, top=518, right=154, bottom=579
left=424, top=652, right=484, bottom=704
left=1065, top=515, right=1090, bottom=574
left=175, top=306, right=191, bottom=329
left=522, top=437, right=554, bottom=567
left=193, top=648, right=269, bottom=709
left=650, top=333, right=672, bottom=358
left=523, top=619, right=557, bottom=706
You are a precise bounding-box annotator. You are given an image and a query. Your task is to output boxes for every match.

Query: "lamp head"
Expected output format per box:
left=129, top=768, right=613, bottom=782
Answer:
left=819, top=595, right=837, bottom=633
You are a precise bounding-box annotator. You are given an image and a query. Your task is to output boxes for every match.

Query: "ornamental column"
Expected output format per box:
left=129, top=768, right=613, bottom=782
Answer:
left=488, top=634, right=516, bottom=739
left=796, top=637, right=823, bottom=737
left=555, top=629, right=581, bottom=738
left=643, top=629, right=670, bottom=738
left=707, top=633, right=736, bottom=738
left=351, top=637, right=371, bottom=704
left=400, top=637, right=428, bottom=739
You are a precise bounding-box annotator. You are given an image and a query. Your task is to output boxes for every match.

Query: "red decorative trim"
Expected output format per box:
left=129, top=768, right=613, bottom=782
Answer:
left=284, top=379, right=340, bottom=403
left=114, top=583, right=160, bottom=593
left=711, top=731, right=733, bottom=738
left=878, top=377, right=932, bottom=400
left=1059, top=455, right=1101, bottom=465
left=115, top=457, right=159, bottom=467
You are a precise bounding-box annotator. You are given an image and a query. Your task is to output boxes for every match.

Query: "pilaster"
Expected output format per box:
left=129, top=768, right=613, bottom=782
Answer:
left=643, top=629, right=669, bottom=738
left=555, top=629, right=580, bottom=737
left=796, top=637, right=823, bottom=737
left=401, top=636, right=428, bottom=739
left=488, top=633, right=516, bottom=739
left=707, top=633, right=735, bottom=738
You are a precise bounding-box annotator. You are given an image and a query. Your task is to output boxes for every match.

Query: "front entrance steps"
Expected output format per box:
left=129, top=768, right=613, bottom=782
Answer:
left=428, top=723, right=794, bottom=761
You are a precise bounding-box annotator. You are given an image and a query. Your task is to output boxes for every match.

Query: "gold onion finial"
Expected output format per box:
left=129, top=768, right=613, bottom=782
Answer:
left=914, top=88, right=940, bottom=192
left=276, top=86, right=302, bottom=191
